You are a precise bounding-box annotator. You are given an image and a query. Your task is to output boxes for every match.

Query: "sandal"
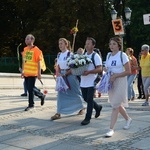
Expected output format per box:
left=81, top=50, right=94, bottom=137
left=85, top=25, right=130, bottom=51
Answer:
left=77, top=108, right=85, bottom=115
left=98, top=92, right=101, bottom=97
left=51, top=113, right=61, bottom=120
left=131, top=97, right=135, bottom=101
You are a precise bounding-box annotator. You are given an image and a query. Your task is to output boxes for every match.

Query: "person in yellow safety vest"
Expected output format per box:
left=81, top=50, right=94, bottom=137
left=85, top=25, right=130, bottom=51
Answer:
left=21, top=34, right=46, bottom=111
left=140, top=44, right=150, bottom=106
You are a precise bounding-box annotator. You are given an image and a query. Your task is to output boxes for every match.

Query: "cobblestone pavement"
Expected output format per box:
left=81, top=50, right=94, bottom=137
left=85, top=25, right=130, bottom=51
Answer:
left=0, top=89, right=150, bottom=150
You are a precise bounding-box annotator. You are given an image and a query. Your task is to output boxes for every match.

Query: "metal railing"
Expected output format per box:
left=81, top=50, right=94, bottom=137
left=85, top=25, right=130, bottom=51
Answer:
left=0, top=55, right=57, bottom=73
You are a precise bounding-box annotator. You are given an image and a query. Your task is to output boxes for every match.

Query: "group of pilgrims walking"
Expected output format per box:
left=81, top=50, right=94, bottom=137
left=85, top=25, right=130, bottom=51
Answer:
left=21, top=34, right=150, bottom=137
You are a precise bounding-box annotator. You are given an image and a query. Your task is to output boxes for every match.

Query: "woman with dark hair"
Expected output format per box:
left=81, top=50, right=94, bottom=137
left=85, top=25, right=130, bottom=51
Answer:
left=104, top=36, right=132, bottom=137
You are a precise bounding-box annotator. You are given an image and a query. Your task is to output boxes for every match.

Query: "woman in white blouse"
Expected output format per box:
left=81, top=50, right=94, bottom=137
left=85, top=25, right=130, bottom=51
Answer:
left=51, top=38, right=84, bottom=120
left=104, top=36, right=132, bottom=137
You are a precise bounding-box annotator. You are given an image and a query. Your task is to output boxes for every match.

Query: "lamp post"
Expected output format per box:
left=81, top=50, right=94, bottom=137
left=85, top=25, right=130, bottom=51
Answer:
left=111, top=7, right=132, bottom=50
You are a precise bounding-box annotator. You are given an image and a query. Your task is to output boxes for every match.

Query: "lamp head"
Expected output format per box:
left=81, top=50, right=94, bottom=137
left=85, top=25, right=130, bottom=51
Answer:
left=124, top=7, right=132, bottom=20
left=111, top=9, right=117, bottom=20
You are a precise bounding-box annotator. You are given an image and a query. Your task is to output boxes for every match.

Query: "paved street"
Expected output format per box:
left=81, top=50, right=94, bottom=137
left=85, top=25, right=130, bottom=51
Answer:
left=0, top=87, right=150, bottom=150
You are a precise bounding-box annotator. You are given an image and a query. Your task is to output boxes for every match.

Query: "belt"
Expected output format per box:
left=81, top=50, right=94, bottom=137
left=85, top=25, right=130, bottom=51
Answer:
left=60, top=69, right=69, bottom=71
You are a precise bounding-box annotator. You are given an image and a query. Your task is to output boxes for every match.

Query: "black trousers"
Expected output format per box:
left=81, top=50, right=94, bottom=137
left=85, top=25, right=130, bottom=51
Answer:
left=81, top=87, right=100, bottom=120
left=137, top=71, right=145, bottom=97
left=25, top=76, right=36, bottom=107
left=33, top=87, right=44, bottom=98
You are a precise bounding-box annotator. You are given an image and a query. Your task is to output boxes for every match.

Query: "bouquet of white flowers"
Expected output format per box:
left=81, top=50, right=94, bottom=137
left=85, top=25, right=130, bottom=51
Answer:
left=67, top=54, right=92, bottom=75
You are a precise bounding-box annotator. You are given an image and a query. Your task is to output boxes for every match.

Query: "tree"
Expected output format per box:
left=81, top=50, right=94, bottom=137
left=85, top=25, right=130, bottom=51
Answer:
left=0, top=0, right=149, bottom=60
left=0, top=0, right=49, bottom=56
left=33, top=0, right=113, bottom=58
left=126, top=0, right=150, bottom=56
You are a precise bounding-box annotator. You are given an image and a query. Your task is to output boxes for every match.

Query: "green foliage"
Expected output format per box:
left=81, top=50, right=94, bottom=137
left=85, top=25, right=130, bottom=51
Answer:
left=125, top=0, right=150, bottom=55
left=0, top=0, right=49, bottom=56
left=33, top=0, right=113, bottom=58
left=0, top=0, right=113, bottom=59
left=0, top=0, right=149, bottom=65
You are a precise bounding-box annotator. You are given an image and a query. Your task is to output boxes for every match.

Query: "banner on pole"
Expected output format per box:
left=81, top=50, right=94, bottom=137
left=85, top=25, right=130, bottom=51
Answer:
left=112, top=19, right=124, bottom=35
left=143, top=14, right=150, bottom=25
left=41, top=53, right=46, bottom=72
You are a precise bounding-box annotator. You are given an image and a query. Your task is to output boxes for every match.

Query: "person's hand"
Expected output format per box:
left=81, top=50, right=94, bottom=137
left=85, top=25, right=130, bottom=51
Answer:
left=57, top=72, right=62, bottom=77
left=110, top=73, right=117, bottom=82
left=21, top=73, right=24, bottom=78
left=103, top=67, right=108, bottom=72
left=82, top=71, right=89, bottom=76
left=37, top=74, right=41, bottom=80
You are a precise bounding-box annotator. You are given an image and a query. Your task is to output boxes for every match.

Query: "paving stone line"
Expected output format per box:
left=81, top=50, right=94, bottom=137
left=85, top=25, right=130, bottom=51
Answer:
left=92, top=126, right=150, bottom=150
left=0, top=103, right=149, bottom=123
left=0, top=105, right=56, bottom=121
left=0, top=123, right=149, bottom=150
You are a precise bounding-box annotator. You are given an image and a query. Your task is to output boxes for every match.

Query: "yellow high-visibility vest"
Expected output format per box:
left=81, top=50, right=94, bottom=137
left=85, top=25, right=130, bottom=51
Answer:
left=23, top=46, right=42, bottom=77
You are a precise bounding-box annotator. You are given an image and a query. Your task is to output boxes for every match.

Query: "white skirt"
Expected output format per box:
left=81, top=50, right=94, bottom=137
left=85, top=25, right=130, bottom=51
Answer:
left=108, top=76, right=128, bottom=108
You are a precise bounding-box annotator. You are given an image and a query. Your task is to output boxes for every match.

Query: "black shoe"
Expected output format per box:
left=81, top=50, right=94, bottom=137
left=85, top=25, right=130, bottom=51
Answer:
left=21, top=93, right=27, bottom=96
left=95, top=105, right=102, bottom=118
left=24, top=106, right=34, bottom=111
left=81, top=119, right=90, bottom=125
left=137, top=96, right=141, bottom=99
left=142, top=96, right=145, bottom=99
left=41, top=95, right=46, bottom=106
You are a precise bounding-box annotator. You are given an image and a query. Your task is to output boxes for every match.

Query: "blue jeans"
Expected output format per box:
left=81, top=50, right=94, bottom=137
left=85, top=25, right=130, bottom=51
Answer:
left=127, top=74, right=137, bottom=99
left=131, top=88, right=135, bottom=98
left=81, top=87, right=100, bottom=120
left=142, top=77, right=150, bottom=96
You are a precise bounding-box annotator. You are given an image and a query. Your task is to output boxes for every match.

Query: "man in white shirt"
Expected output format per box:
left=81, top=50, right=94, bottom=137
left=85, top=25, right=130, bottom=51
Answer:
left=80, top=37, right=103, bottom=125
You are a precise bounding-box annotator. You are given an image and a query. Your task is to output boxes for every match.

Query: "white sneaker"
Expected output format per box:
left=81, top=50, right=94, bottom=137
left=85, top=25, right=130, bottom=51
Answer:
left=105, top=129, right=114, bottom=137
left=124, top=118, right=132, bottom=130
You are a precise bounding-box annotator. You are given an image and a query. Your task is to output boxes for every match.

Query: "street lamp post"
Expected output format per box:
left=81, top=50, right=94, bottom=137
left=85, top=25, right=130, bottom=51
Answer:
left=111, top=7, right=132, bottom=50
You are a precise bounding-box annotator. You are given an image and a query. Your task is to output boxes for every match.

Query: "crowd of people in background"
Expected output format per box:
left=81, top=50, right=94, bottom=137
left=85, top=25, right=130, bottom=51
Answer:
left=140, top=44, right=150, bottom=106
left=20, top=34, right=150, bottom=138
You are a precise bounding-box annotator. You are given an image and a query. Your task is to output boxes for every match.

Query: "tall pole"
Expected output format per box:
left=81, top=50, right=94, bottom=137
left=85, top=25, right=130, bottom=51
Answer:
left=17, top=43, right=22, bottom=68
left=71, top=19, right=79, bottom=53
left=121, top=35, right=123, bottom=51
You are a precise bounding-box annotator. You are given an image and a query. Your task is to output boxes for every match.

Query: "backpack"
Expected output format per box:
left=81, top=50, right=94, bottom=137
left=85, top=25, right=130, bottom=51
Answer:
left=57, top=51, right=71, bottom=59
left=91, top=51, right=103, bottom=87
left=91, top=51, right=103, bottom=75
left=94, top=48, right=101, bottom=57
